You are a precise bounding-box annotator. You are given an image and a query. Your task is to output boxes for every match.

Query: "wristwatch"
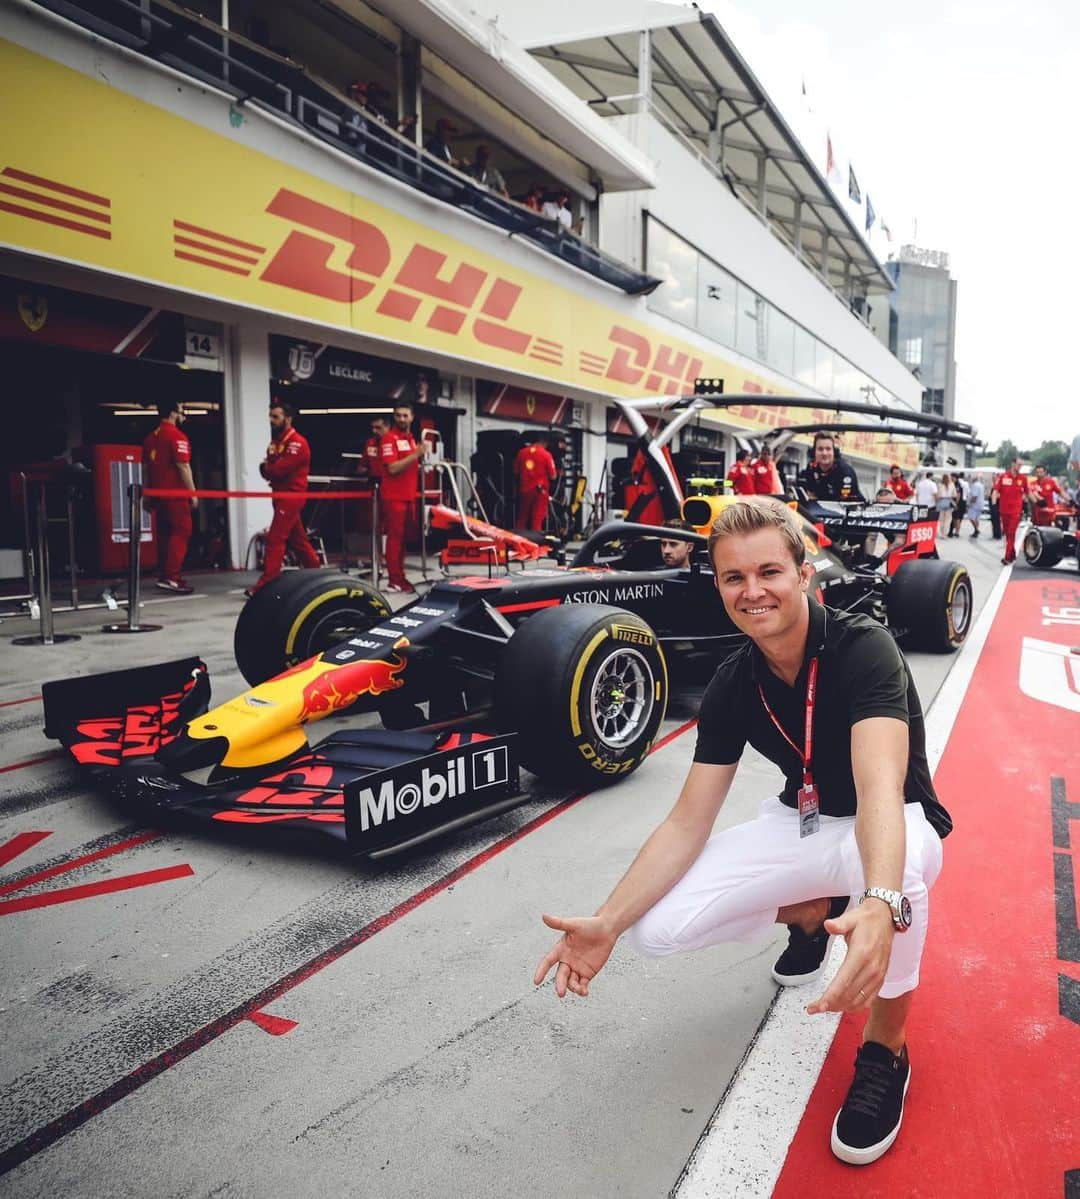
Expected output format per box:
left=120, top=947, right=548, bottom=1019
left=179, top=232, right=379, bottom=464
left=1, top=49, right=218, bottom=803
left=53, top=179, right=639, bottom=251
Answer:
left=860, top=887, right=912, bottom=932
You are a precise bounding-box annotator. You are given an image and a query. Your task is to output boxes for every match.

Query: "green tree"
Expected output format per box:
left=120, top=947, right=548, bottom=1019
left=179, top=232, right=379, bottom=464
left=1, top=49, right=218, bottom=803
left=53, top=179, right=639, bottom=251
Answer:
left=1031, top=439, right=1069, bottom=476
left=995, top=439, right=1020, bottom=468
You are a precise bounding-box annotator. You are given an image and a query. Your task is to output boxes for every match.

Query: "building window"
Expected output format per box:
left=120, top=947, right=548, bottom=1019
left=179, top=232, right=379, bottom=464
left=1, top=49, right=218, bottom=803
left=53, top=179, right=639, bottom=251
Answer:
left=901, top=337, right=923, bottom=368
left=697, top=260, right=738, bottom=347
left=645, top=219, right=698, bottom=328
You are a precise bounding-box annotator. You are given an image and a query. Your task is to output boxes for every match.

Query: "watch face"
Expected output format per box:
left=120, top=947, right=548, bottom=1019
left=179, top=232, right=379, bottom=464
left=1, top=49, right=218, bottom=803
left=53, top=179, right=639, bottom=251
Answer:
left=899, top=895, right=913, bottom=928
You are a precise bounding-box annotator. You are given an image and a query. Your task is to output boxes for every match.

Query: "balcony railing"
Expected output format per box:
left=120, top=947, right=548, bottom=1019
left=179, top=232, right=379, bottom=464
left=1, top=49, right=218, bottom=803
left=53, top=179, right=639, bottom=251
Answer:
left=33, top=0, right=661, bottom=296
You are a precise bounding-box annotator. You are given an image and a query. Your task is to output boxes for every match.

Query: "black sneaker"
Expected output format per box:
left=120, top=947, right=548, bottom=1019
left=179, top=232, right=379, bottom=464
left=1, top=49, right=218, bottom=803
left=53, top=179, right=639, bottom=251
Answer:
left=771, top=895, right=848, bottom=986
left=831, top=1041, right=911, bottom=1165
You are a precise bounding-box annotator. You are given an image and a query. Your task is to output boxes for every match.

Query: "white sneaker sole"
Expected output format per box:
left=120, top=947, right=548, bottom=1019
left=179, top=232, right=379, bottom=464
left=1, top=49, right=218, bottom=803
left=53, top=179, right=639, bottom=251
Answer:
left=770, top=934, right=834, bottom=986
left=830, top=1064, right=911, bottom=1165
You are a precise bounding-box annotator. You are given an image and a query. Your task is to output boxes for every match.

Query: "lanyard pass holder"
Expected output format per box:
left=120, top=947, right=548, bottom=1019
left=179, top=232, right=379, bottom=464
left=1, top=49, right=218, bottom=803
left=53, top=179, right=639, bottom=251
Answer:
left=798, top=769, right=820, bottom=838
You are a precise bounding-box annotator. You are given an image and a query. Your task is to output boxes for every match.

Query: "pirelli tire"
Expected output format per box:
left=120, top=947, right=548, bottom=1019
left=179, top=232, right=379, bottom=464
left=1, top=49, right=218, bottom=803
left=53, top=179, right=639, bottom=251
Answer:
left=234, top=571, right=392, bottom=687
left=885, top=559, right=973, bottom=653
left=1022, top=525, right=1065, bottom=569
left=495, top=604, right=668, bottom=788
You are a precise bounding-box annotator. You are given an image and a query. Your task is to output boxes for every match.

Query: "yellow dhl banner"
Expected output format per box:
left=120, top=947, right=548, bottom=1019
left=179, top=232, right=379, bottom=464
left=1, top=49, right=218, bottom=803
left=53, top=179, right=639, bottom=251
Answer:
left=0, top=40, right=917, bottom=469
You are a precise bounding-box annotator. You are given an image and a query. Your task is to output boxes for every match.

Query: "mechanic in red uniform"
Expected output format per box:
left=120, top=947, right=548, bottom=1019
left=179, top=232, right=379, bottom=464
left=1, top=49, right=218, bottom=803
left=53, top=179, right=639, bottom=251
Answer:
left=360, top=415, right=389, bottom=486
left=1029, top=463, right=1065, bottom=509
left=749, top=444, right=782, bottom=495
left=514, top=434, right=557, bottom=531
left=726, top=449, right=755, bottom=496
left=143, top=398, right=197, bottom=594
left=991, top=454, right=1026, bottom=565
left=249, top=400, right=321, bottom=596
left=886, top=464, right=914, bottom=502
left=380, top=400, right=425, bottom=593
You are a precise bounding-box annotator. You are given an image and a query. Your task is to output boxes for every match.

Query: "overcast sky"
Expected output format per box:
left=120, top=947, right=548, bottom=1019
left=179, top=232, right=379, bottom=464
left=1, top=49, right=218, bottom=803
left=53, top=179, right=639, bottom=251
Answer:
left=706, top=0, right=1077, bottom=453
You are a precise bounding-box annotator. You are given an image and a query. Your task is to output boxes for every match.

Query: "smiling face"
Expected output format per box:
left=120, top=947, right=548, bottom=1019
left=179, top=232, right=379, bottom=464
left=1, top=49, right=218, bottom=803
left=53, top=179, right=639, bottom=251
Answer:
left=712, top=527, right=812, bottom=644
left=813, top=436, right=836, bottom=470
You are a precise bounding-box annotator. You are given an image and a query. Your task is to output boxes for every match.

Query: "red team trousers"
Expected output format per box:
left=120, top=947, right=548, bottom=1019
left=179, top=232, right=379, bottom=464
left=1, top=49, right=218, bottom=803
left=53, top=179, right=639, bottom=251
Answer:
left=156, top=499, right=192, bottom=581
left=382, top=499, right=416, bottom=586
left=1000, top=509, right=1021, bottom=562
left=518, top=488, right=549, bottom=532
left=257, top=496, right=320, bottom=588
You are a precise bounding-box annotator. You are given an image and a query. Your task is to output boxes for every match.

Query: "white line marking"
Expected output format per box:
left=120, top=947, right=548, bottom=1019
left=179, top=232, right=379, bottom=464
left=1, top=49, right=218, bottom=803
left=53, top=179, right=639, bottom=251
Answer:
left=672, top=566, right=1013, bottom=1199
left=112, top=307, right=160, bottom=355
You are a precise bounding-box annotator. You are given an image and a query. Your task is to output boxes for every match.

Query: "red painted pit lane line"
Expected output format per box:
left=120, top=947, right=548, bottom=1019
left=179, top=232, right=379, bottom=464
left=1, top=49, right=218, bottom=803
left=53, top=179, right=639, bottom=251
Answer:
left=773, top=574, right=1080, bottom=1199
left=0, top=831, right=163, bottom=899
left=0, top=865, right=194, bottom=916
left=0, top=716, right=699, bottom=1176
left=0, top=831, right=51, bottom=870
left=0, top=695, right=41, bottom=709
left=0, top=751, right=63, bottom=774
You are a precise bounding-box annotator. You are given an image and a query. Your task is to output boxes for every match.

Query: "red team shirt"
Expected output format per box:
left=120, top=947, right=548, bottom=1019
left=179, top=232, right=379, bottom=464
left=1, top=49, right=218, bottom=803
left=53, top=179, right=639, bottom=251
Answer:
left=142, top=421, right=190, bottom=490
left=727, top=462, right=755, bottom=496
left=263, top=427, right=311, bottom=492
left=380, top=429, right=419, bottom=502
left=1031, top=476, right=1062, bottom=506
left=514, top=443, right=556, bottom=493
left=363, top=436, right=385, bottom=482
left=993, top=470, right=1026, bottom=515
left=888, top=476, right=914, bottom=501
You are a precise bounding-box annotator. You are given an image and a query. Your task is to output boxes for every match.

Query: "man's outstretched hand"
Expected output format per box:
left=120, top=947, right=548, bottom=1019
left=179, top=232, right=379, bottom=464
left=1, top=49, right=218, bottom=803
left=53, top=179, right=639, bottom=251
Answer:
left=533, top=913, right=618, bottom=998
left=805, top=901, right=894, bottom=1015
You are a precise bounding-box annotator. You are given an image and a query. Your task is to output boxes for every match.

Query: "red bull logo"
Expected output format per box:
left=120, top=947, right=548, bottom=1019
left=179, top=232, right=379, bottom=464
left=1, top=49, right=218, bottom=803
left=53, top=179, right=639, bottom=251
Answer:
left=296, top=649, right=408, bottom=722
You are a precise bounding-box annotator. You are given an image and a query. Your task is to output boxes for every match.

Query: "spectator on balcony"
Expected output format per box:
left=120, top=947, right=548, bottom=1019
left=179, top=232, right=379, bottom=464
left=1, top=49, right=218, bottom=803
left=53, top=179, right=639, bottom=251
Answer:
left=425, top=118, right=461, bottom=168
left=341, top=81, right=370, bottom=151
left=522, top=183, right=544, bottom=213
left=469, top=145, right=509, bottom=198
left=541, top=189, right=574, bottom=232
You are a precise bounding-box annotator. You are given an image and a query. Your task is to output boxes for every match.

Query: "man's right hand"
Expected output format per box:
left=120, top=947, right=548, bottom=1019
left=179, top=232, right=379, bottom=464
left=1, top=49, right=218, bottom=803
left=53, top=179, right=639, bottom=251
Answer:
left=533, top=913, right=618, bottom=998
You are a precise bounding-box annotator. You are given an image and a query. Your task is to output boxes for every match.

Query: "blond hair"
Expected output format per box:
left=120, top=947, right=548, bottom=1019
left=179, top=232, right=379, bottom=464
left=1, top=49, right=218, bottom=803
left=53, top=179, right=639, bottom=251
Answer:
left=708, top=498, right=806, bottom=567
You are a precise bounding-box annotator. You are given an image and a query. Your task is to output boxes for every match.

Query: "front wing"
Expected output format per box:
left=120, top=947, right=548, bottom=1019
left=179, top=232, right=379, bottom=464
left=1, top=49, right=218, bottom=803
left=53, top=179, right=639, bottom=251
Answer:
left=42, top=658, right=522, bottom=857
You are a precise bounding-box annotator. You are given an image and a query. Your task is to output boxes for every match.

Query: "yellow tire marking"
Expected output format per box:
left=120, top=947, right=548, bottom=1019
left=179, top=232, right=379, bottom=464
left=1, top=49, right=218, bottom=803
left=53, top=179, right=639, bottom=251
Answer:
left=569, top=628, right=609, bottom=737
left=285, top=588, right=349, bottom=657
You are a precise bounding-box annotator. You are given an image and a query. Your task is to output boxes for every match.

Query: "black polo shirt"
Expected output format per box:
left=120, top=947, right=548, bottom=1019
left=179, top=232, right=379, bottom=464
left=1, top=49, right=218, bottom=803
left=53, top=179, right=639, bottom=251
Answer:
left=694, top=597, right=952, bottom=838
left=796, top=459, right=866, bottom=502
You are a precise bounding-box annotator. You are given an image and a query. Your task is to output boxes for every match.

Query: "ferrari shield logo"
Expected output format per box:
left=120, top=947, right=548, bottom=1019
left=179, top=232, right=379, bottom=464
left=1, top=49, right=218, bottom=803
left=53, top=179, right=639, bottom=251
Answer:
left=525, top=393, right=536, bottom=416
left=17, top=292, right=48, bottom=333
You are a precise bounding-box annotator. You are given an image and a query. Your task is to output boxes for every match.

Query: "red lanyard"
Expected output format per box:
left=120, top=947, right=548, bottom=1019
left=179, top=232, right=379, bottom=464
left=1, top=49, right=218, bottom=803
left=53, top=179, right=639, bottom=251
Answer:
left=758, top=657, right=819, bottom=788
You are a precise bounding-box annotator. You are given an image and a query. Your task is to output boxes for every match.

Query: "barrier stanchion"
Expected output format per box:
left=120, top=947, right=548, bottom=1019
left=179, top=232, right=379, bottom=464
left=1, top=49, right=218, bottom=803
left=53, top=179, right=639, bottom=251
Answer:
left=11, top=481, right=80, bottom=646
left=370, top=485, right=380, bottom=588
left=103, top=483, right=161, bottom=634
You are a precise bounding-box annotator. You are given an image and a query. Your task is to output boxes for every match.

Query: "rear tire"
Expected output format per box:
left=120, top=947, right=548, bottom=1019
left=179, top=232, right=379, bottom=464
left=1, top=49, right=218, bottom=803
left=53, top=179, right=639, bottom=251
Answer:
left=234, top=571, right=392, bottom=686
left=495, top=604, right=668, bottom=788
left=1022, top=526, right=1065, bottom=568
left=886, top=559, right=972, bottom=652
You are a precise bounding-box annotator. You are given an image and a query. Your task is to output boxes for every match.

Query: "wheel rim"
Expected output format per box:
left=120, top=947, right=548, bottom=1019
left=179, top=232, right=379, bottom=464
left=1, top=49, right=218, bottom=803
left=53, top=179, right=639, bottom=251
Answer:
left=950, top=578, right=972, bottom=638
left=590, top=648, right=655, bottom=749
left=304, top=606, right=381, bottom=657
left=1022, top=530, right=1040, bottom=561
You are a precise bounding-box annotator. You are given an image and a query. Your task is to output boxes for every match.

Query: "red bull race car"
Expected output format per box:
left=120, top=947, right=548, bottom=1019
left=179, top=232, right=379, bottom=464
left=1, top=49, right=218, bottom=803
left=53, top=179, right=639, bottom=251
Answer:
left=43, top=390, right=976, bottom=859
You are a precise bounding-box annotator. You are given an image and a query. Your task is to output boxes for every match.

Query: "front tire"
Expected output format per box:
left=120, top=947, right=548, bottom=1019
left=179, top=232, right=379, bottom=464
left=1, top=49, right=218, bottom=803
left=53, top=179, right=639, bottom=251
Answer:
left=234, top=571, right=392, bottom=686
left=495, top=604, right=668, bottom=788
left=886, top=559, right=972, bottom=652
left=1023, top=526, right=1065, bottom=568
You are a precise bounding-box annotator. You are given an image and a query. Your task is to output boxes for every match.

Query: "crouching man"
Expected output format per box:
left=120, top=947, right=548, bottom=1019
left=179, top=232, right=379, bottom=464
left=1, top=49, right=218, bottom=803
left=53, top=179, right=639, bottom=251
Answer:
left=534, top=499, right=951, bottom=1166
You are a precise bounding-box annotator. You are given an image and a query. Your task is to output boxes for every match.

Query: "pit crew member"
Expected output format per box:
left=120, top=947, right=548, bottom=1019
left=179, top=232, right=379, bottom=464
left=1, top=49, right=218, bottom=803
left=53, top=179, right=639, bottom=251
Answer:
left=750, top=444, right=783, bottom=496
left=381, top=401, right=425, bottom=593
left=991, top=455, right=1026, bottom=565
left=659, top=518, right=695, bottom=569
left=143, top=397, right=197, bottom=594
left=726, top=449, right=755, bottom=496
left=250, top=400, right=321, bottom=595
left=796, top=432, right=867, bottom=502
left=514, top=434, right=557, bottom=532
left=535, top=499, right=949, bottom=1167
left=886, top=465, right=914, bottom=502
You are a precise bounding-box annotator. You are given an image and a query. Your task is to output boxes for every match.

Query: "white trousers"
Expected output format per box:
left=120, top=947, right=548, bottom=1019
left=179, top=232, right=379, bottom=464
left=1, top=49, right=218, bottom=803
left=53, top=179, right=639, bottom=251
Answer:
left=626, top=797, right=944, bottom=999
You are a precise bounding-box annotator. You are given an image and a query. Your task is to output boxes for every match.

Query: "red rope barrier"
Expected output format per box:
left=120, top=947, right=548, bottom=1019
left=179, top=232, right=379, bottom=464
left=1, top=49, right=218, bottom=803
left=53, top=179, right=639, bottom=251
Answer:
left=144, top=488, right=374, bottom=501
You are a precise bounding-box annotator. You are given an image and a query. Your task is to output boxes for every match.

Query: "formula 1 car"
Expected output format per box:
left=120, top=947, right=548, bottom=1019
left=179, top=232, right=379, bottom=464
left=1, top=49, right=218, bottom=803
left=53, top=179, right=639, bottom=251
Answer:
left=1022, top=521, right=1080, bottom=571
left=43, top=388, right=975, bottom=858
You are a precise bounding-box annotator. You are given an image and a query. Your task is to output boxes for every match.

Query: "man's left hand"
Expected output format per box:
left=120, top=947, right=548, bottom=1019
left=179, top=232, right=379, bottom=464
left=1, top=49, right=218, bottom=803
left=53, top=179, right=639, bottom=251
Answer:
left=805, top=901, right=894, bottom=1014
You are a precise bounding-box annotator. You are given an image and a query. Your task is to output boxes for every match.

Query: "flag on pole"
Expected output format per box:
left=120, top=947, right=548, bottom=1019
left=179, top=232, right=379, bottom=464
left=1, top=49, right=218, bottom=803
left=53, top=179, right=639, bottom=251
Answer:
left=826, top=134, right=837, bottom=180
left=865, top=194, right=876, bottom=232
left=881, top=218, right=893, bottom=243
left=848, top=166, right=861, bottom=204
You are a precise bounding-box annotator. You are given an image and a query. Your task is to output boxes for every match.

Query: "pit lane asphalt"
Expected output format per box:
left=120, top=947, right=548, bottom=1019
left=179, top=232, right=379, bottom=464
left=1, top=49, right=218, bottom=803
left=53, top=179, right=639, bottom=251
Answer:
left=0, top=535, right=1006, bottom=1197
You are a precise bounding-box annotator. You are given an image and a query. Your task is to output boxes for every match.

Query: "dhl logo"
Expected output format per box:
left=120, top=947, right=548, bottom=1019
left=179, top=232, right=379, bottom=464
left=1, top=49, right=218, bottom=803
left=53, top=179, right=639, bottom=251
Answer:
left=176, top=187, right=706, bottom=397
